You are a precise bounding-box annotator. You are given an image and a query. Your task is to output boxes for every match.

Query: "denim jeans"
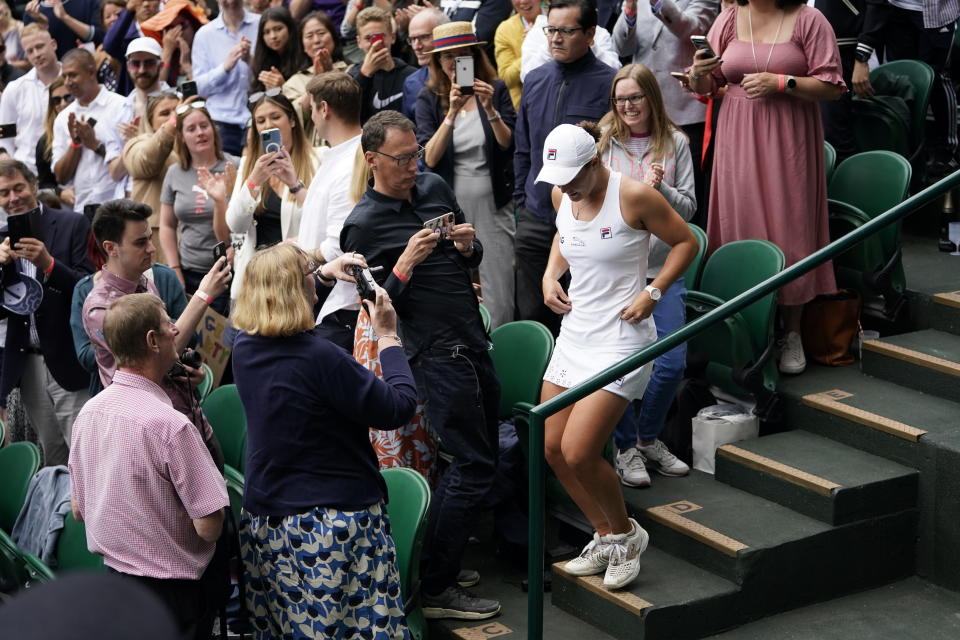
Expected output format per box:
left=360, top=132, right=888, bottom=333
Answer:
left=412, top=346, right=501, bottom=594
left=613, top=278, right=687, bottom=450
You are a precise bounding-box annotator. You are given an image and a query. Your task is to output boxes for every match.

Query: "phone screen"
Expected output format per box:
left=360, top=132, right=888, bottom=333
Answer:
left=261, top=128, right=282, bottom=154
left=181, top=80, right=198, bottom=99
left=0, top=123, right=16, bottom=138
left=455, top=56, right=475, bottom=95
left=6, top=208, right=42, bottom=247
left=690, top=36, right=716, bottom=58
left=212, top=241, right=227, bottom=265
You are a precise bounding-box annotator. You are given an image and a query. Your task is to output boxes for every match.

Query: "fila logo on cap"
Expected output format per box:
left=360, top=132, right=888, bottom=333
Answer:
left=547, top=149, right=557, bottom=160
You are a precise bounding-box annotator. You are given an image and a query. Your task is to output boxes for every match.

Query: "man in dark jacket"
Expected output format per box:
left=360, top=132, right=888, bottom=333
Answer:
left=348, top=6, right=415, bottom=123
left=0, top=158, right=94, bottom=463
left=816, top=0, right=864, bottom=161
left=513, top=0, right=617, bottom=334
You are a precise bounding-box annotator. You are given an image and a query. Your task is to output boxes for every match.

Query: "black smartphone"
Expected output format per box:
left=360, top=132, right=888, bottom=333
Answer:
left=6, top=207, right=43, bottom=247
left=0, top=123, right=16, bottom=138
left=690, top=35, right=717, bottom=59
left=212, top=241, right=228, bottom=268
left=83, top=203, right=100, bottom=223
left=85, top=117, right=97, bottom=128
left=181, top=80, right=198, bottom=99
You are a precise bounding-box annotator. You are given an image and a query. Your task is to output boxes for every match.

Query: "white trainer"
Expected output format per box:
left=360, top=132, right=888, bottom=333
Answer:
left=779, top=331, right=806, bottom=375
left=602, top=518, right=649, bottom=590
left=638, top=439, right=689, bottom=477
left=615, top=447, right=651, bottom=488
left=563, top=532, right=612, bottom=576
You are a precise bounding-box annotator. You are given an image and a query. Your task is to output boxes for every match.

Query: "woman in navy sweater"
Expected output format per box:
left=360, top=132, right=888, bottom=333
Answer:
left=231, top=243, right=417, bottom=639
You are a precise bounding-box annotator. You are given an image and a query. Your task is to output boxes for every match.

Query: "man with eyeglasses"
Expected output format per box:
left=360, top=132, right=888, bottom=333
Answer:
left=122, top=37, right=173, bottom=125
left=401, top=8, right=449, bottom=119
left=513, top=0, right=617, bottom=335
left=341, top=110, right=501, bottom=621
left=52, top=48, right=128, bottom=213
left=518, top=0, right=620, bottom=81
left=0, top=24, right=58, bottom=175
left=347, top=7, right=415, bottom=123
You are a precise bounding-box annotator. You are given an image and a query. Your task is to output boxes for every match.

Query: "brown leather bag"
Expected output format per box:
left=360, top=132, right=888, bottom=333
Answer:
left=801, top=289, right=861, bottom=366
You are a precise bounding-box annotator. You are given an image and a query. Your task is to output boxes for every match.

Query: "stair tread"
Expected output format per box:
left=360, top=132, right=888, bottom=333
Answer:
left=778, top=363, right=960, bottom=439
left=623, top=471, right=831, bottom=552
left=868, top=328, right=960, bottom=365
left=722, top=431, right=917, bottom=489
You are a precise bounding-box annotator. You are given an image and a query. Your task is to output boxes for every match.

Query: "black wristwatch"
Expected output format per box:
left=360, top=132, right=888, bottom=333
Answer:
left=289, top=181, right=305, bottom=194
left=785, top=75, right=797, bottom=92
left=94, top=142, right=106, bottom=157
left=854, top=44, right=872, bottom=63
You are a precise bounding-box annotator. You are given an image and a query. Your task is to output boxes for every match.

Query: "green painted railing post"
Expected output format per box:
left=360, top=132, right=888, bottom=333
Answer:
left=524, top=170, right=960, bottom=639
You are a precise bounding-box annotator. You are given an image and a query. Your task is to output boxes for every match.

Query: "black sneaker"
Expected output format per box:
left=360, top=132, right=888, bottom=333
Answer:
left=422, top=585, right=501, bottom=620
left=456, top=569, right=480, bottom=587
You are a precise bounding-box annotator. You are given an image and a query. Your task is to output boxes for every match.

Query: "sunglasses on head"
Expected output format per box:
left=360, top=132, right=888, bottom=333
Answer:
left=248, top=87, right=282, bottom=107
left=175, top=100, right=206, bottom=115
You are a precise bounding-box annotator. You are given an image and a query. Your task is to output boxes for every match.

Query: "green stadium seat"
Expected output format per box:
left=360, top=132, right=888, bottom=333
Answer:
left=201, top=385, right=247, bottom=473
left=684, top=223, right=708, bottom=291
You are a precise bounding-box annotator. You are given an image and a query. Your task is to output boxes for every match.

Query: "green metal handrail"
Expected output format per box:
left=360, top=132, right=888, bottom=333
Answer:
left=526, top=169, right=960, bottom=638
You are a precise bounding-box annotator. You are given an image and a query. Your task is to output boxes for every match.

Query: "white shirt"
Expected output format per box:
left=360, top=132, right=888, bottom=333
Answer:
left=52, top=86, right=127, bottom=213
left=520, top=14, right=621, bottom=82
left=297, top=133, right=362, bottom=323
left=0, top=66, right=60, bottom=174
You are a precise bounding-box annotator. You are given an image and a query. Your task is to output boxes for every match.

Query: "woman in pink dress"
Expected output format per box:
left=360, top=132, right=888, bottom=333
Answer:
left=688, top=0, right=845, bottom=375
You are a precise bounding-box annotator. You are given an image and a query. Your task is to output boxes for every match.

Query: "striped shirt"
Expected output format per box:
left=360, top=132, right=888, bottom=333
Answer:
left=68, top=371, right=228, bottom=580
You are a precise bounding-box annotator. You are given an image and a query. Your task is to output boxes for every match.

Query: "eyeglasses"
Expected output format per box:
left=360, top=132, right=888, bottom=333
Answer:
left=51, top=94, right=75, bottom=106
left=407, top=33, right=432, bottom=46
left=175, top=100, right=206, bottom=115
left=543, top=26, right=583, bottom=37
left=127, top=57, right=159, bottom=70
left=248, top=87, right=282, bottom=106
left=373, top=146, right=424, bottom=167
left=611, top=94, right=646, bottom=107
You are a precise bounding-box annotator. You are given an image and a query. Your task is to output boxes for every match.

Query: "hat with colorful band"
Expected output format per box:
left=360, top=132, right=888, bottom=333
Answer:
left=431, top=22, right=487, bottom=54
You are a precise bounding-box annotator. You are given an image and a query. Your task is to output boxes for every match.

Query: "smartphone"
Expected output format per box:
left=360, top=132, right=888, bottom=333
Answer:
left=0, top=123, right=16, bottom=138
left=261, top=127, right=282, bottom=154
left=6, top=207, right=43, bottom=247
left=669, top=71, right=687, bottom=80
left=85, top=117, right=97, bottom=129
left=370, top=32, right=384, bottom=47
left=455, top=56, right=475, bottom=95
left=83, top=203, right=100, bottom=223
left=212, top=241, right=228, bottom=269
left=181, top=80, right=198, bottom=99
left=423, top=212, right=455, bottom=239
left=690, top=35, right=717, bottom=59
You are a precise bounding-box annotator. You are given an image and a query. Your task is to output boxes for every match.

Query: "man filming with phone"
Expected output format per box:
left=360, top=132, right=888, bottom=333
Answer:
left=348, top=7, right=415, bottom=122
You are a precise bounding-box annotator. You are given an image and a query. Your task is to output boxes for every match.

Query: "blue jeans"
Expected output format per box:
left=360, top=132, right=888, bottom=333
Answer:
left=613, top=278, right=687, bottom=450
left=412, top=346, right=500, bottom=595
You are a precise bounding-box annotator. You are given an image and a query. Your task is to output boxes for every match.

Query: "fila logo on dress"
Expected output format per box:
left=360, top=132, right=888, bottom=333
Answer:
left=600, top=227, right=612, bottom=239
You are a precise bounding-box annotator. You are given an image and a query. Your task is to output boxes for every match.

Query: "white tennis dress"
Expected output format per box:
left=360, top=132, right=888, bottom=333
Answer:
left=542, top=171, right=657, bottom=400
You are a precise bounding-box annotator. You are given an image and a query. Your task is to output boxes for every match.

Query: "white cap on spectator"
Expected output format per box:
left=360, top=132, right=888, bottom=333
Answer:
left=126, top=36, right=162, bottom=59
left=535, top=124, right=598, bottom=186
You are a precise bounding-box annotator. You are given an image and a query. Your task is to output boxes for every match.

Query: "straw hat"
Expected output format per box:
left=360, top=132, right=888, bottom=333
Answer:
left=431, top=21, right=486, bottom=54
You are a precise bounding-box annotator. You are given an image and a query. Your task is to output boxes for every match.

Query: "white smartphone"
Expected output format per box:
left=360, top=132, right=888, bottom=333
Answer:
left=455, top=56, right=475, bottom=95
left=423, top=212, right=456, bottom=238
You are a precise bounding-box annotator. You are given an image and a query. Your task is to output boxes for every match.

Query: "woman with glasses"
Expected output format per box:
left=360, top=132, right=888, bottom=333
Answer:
left=231, top=243, right=413, bottom=639
left=597, top=63, right=695, bottom=488
left=123, top=90, right=181, bottom=265
left=159, top=98, right=239, bottom=315
left=416, top=21, right=517, bottom=329
left=36, top=78, right=75, bottom=206
left=250, top=6, right=306, bottom=93
left=226, top=90, right=319, bottom=304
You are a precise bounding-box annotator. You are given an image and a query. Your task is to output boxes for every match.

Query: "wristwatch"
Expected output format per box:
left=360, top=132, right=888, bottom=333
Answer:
left=785, top=75, right=797, bottom=92
left=289, top=181, right=305, bottom=194
left=644, top=284, right=662, bottom=301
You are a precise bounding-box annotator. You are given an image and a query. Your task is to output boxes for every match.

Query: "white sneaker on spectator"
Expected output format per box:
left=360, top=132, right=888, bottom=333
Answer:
left=638, top=439, right=689, bottom=477
left=602, top=518, right=649, bottom=589
left=615, top=447, right=651, bottom=488
left=779, top=331, right=806, bottom=374
left=563, top=532, right=612, bottom=576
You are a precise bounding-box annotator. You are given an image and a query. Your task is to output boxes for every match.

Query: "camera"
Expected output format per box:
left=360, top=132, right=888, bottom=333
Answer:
left=169, top=348, right=203, bottom=379
left=346, top=264, right=380, bottom=303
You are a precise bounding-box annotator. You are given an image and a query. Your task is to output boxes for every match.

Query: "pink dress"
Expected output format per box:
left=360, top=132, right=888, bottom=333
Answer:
left=706, top=6, right=845, bottom=306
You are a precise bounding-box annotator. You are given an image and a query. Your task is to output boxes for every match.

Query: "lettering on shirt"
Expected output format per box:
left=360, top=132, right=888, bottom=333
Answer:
left=192, top=184, right=209, bottom=216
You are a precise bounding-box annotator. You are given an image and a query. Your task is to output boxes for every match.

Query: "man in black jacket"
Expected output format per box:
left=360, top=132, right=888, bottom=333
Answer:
left=0, top=158, right=94, bottom=463
left=348, top=7, right=416, bottom=123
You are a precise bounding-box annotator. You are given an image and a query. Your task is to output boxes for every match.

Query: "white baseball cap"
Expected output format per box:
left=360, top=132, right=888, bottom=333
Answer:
left=535, top=124, right=598, bottom=186
left=126, top=36, right=162, bottom=59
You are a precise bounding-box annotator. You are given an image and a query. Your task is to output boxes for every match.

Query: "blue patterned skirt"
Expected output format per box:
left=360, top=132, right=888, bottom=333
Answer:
left=240, top=501, right=409, bottom=639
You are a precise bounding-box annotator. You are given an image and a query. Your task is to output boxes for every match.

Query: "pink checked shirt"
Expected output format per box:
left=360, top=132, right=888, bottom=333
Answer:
left=68, top=371, right=228, bottom=580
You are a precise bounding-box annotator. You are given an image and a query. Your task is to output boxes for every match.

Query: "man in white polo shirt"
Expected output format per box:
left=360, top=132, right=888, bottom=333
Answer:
left=0, top=24, right=60, bottom=174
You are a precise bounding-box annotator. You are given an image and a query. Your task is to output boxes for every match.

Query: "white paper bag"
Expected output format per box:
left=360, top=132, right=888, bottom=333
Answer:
left=692, top=403, right=759, bottom=474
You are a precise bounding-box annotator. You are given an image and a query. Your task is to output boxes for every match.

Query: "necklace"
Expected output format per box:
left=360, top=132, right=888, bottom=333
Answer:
left=748, top=6, right=785, bottom=74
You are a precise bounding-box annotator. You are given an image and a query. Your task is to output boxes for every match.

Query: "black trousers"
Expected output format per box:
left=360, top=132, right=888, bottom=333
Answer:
left=110, top=570, right=215, bottom=640
left=514, top=207, right=563, bottom=336
left=821, top=46, right=859, bottom=162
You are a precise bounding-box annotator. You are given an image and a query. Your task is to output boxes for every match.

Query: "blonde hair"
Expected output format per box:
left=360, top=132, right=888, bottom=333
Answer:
left=598, top=64, right=682, bottom=163
left=356, top=6, right=392, bottom=32
left=42, top=77, right=66, bottom=161
left=232, top=243, right=316, bottom=337
left=349, top=144, right=370, bottom=205
left=20, top=23, right=49, bottom=39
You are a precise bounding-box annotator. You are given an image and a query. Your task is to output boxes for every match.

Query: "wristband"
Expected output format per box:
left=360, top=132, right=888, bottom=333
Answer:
left=162, top=61, right=172, bottom=68
left=377, top=334, right=402, bottom=346
left=443, top=117, right=455, bottom=128
left=392, top=266, right=410, bottom=282
left=195, top=289, right=215, bottom=305
left=70, top=140, right=83, bottom=149
left=289, top=181, right=305, bottom=194
left=246, top=179, right=259, bottom=193
left=777, top=74, right=785, bottom=93
left=316, top=265, right=336, bottom=283
left=42, top=257, right=55, bottom=275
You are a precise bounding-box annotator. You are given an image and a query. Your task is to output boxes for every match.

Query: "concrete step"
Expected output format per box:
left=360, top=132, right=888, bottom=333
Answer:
left=906, top=289, right=960, bottom=336
left=551, top=546, right=740, bottom=640
left=861, top=329, right=960, bottom=402
left=778, top=363, right=960, bottom=468
left=619, top=472, right=915, bottom=615
left=715, top=430, right=918, bottom=525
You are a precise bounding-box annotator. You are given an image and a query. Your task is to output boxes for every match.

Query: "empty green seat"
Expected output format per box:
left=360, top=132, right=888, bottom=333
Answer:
left=684, top=223, right=708, bottom=291
left=201, top=384, right=247, bottom=473
left=197, top=362, right=215, bottom=401
left=55, top=513, right=105, bottom=573
left=0, top=442, right=42, bottom=589
left=478, top=303, right=491, bottom=333
left=824, top=140, right=837, bottom=183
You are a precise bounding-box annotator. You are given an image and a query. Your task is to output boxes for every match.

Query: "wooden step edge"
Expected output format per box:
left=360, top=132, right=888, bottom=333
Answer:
left=801, top=391, right=927, bottom=443
left=449, top=621, right=516, bottom=639
left=932, top=291, right=960, bottom=309
left=716, top=445, right=842, bottom=497
left=645, top=503, right=749, bottom=558
left=551, top=561, right=654, bottom=617
left=863, top=339, right=960, bottom=378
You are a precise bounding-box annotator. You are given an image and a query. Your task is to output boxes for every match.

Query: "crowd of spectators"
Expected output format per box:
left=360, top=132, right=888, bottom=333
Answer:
left=0, top=0, right=956, bottom=635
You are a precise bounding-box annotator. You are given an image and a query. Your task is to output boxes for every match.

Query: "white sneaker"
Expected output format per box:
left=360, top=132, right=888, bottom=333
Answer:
left=779, top=331, right=806, bottom=375
left=602, top=518, right=649, bottom=589
left=615, top=447, right=651, bottom=488
left=563, top=532, right=612, bottom=576
left=638, top=440, right=689, bottom=477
